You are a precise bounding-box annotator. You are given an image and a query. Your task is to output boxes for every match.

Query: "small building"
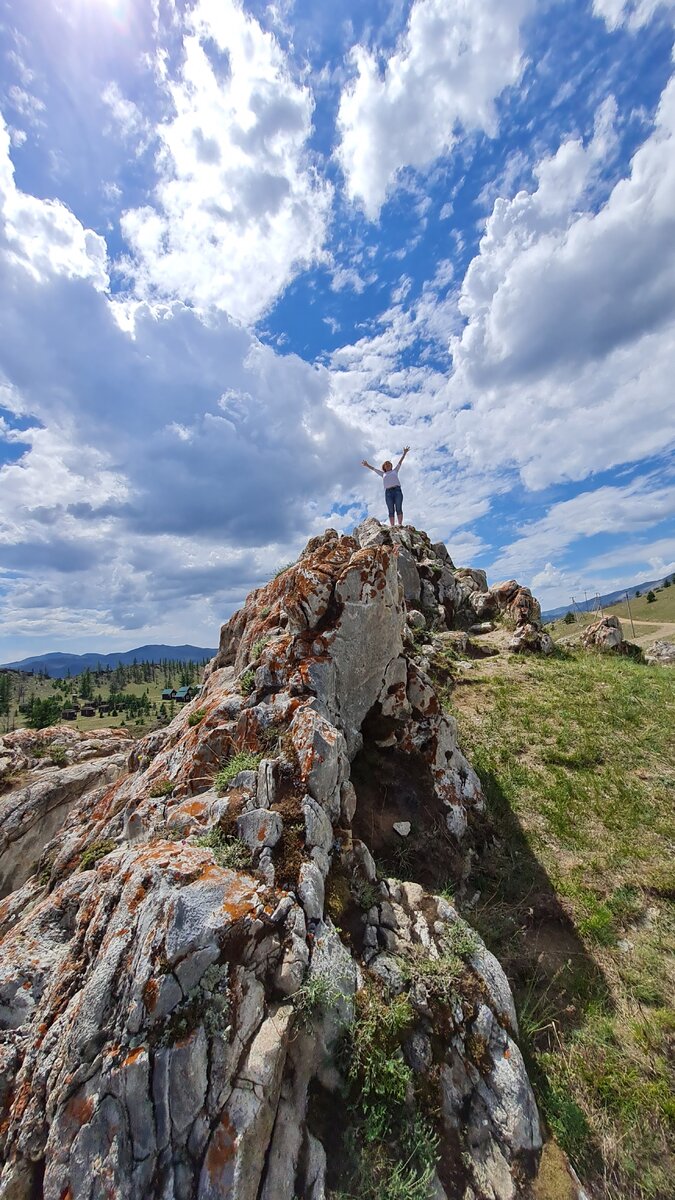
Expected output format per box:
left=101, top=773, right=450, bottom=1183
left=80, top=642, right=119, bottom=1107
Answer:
left=81, top=705, right=95, bottom=717
left=62, top=709, right=77, bottom=721
left=161, top=688, right=176, bottom=701
left=175, top=686, right=198, bottom=703
left=98, top=703, right=111, bottom=715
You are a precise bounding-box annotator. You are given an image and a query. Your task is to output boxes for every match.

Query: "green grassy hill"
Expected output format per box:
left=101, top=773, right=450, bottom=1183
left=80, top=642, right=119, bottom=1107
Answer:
left=445, top=646, right=675, bottom=1200
left=548, top=583, right=675, bottom=643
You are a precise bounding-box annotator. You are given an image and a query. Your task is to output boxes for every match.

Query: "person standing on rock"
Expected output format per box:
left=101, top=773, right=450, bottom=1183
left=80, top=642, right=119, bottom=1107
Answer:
left=361, top=447, right=409, bottom=527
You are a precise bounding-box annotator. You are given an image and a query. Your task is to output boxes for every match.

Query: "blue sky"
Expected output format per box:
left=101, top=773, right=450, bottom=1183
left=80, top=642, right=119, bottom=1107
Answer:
left=0, top=0, right=674, bottom=659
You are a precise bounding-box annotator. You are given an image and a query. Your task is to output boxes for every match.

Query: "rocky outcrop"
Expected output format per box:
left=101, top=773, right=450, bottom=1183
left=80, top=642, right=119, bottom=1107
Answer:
left=351, top=519, right=553, bottom=655
left=644, top=639, right=675, bottom=665
left=580, top=615, right=642, bottom=659
left=0, top=528, right=546, bottom=1200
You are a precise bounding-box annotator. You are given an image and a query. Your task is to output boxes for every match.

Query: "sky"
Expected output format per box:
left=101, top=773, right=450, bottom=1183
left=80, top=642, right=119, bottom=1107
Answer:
left=0, top=0, right=674, bottom=660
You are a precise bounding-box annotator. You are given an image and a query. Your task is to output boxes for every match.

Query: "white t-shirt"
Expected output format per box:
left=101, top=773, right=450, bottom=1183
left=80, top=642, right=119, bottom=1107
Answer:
left=377, top=468, right=401, bottom=490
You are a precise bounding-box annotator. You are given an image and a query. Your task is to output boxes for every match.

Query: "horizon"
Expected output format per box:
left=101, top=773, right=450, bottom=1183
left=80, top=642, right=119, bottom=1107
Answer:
left=1, top=0, right=674, bottom=662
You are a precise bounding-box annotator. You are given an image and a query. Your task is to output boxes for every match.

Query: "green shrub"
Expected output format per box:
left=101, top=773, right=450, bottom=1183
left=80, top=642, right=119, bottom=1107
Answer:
left=240, top=669, right=256, bottom=695
left=149, top=778, right=174, bottom=798
left=214, top=751, right=262, bottom=793
left=188, top=708, right=207, bottom=727
left=347, top=985, right=413, bottom=1140
left=195, top=827, right=251, bottom=870
left=563, top=611, right=576, bottom=625
left=49, top=745, right=68, bottom=767
left=646, top=590, right=656, bottom=603
left=81, top=839, right=117, bottom=870
left=251, top=636, right=269, bottom=660
left=293, top=972, right=342, bottom=1030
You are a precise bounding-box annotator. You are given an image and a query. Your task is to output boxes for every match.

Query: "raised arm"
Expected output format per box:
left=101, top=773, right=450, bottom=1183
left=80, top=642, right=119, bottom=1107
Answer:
left=395, top=446, right=410, bottom=471
left=361, top=459, right=383, bottom=476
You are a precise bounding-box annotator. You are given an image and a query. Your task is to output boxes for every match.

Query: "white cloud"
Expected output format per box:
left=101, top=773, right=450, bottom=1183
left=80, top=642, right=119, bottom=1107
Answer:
left=336, top=0, right=533, bottom=218
left=488, top=477, right=675, bottom=581
left=593, top=0, right=675, bottom=30
left=0, top=104, right=364, bottom=660
left=121, top=0, right=331, bottom=323
left=0, top=114, right=108, bottom=289
left=102, top=83, right=150, bottom=146
left=329, top=73, right=675, bottom=589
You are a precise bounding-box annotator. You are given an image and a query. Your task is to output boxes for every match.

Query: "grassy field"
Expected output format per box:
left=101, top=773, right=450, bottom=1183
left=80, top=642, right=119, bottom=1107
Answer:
left=1, top=668, right=198, bottom=735
left=548, top=584, right=675, bottom=643
left=448, top=648, right=674, bottom=1200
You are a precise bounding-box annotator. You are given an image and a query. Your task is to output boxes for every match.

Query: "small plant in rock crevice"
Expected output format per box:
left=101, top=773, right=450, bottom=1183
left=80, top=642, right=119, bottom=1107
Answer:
left=149, top=778, right=174, bottom=798
left=188, top=708, right=207, bottom=727
left=239, top=669, right=256, bottom=695
left=195, top=826, right=251, bottom=870
left=214, top=751, right=262, bottom=793
left=250, top=636, right=270, bottom=660
left=156, top=962, right=231, bottom=1048
left=331, top=982, right=439, bottom=1200
left=293, top=971, right=343, bottom=1031
left=80, top=839, right=117, bottom=870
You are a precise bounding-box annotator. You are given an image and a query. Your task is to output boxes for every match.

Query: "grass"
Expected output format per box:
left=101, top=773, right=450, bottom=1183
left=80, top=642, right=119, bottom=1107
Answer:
left=449, top=647, right=675, bottom=1200
left=148, top=778, right=174, bottom=797
left=329, top=983, right=439, bottom=1200
left=214, top=750, right=262, bottom=793
left=194, top=826, right=251, bottom=870
left=240, top=668, right=256, bottom=695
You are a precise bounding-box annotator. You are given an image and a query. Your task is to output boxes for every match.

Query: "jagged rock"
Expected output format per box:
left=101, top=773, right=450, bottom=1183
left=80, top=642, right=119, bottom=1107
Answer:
left=509, top=623, right=554, bottom=656
left=579, top=615, right=642, bottom=659
left=0, top=527, right=548, bottom=1200
left=490, top=580, right=542, bottom=626
left=644, top=639, right=675, bottom=665
left=581, top=614, right=624, bottom=650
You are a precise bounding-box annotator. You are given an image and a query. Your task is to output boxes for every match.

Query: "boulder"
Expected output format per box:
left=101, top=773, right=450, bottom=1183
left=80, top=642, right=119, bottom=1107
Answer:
left=644, top=639, right=675, bottom=665
left=581, top=615, right=624, bottom=651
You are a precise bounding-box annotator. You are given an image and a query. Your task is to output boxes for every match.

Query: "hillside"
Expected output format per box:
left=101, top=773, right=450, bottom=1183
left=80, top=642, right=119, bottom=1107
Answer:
left=543, top=576, right=670, bottom=621
left=1, top=643, right=217, bottom=678
left=443, top=639, right=674, bottom=1199
left=548, top=583, right=675, bottom=647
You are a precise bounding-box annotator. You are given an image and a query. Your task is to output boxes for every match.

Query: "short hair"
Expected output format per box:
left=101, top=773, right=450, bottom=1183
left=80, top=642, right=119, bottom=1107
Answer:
left=382, top=460, right=392, bottom=471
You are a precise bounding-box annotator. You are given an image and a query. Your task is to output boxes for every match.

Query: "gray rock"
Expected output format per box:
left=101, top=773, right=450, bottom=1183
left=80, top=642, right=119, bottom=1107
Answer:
left=236, top=808, right=283, bottom=852
left=302, top=796, right=334, bottom=853
left=298, top=861, right=325, bottom=922
left=396, top=547, right=422, bottom=602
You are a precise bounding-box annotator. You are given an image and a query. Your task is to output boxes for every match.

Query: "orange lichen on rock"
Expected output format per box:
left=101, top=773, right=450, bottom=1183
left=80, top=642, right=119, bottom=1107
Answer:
left=205, top=1112, right=237, bottom=1180
left=64, top=1094, right=94, bottom=1128
left=143, top=978, right=158, bottom=1012
left=123, top=1047, right=146, bottom=1067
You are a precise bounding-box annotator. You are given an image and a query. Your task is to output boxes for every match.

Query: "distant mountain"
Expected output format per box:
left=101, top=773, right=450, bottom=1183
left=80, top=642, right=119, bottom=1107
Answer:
left=542, top=577, right=668, bottom=622
left=1, top=644, right=217, bottom=679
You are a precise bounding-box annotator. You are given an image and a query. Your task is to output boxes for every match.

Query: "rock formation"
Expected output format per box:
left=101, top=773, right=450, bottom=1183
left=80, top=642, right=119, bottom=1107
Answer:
left=580, top=615, right=642, bottom=658
left=0, top=525, right=563, bottom=1200
left=644, top=639, right=675, bottom=666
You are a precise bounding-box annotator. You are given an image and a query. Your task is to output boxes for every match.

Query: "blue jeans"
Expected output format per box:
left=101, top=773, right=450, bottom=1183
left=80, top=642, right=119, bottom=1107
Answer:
left=385, top=485, right=403, bottom=518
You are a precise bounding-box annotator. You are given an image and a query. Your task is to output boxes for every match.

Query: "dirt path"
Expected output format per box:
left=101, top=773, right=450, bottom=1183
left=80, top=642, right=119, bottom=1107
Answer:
left=626, top=619, right=675, bottom=646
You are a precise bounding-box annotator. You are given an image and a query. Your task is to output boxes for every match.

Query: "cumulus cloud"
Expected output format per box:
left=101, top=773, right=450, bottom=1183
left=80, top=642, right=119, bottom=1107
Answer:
left=0, top=117, right=108, bottom=289
left=121, top=0, right=331, bottom=323
left=0, top=105, right=363, bottom=657
left=329, top=73, right=675, bottom=588
left=336, top=0, right=533, bottom=218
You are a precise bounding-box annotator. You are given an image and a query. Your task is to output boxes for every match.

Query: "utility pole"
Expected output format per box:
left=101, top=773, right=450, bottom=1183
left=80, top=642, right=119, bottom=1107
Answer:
left=624, top=591, right=635, bottom=638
